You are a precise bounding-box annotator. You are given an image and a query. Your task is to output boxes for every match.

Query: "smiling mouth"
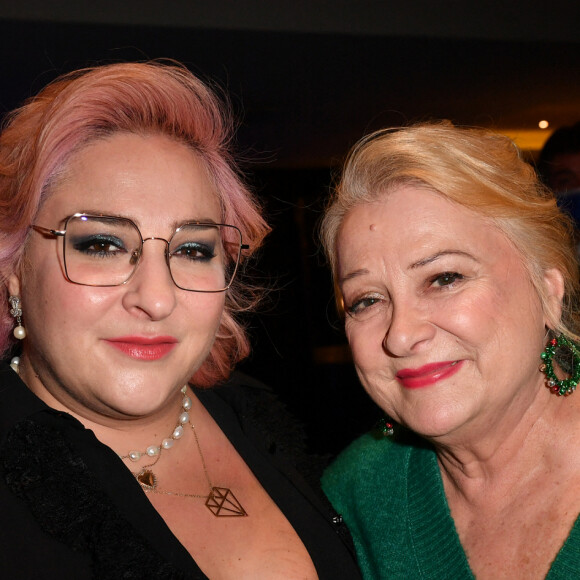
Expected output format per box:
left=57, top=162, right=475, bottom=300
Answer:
left=396, top=360, right=462, bottom=389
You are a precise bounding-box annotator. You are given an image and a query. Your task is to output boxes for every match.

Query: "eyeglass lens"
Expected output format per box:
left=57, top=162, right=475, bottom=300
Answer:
left=62, top=215, right=240, bottom=291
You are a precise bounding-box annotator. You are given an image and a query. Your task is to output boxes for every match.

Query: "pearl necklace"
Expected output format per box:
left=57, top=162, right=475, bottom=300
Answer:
left=120, top=385, right=192, bottom=465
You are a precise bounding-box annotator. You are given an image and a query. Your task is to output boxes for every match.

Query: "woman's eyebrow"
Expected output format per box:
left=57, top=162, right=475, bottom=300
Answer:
left=74, top=212, right=219, bottom=229
left=340, top=250, right=479, bottom=283
left=339, top=267, right=369, bottom=284
left=410, top=250, right=478, bottom=269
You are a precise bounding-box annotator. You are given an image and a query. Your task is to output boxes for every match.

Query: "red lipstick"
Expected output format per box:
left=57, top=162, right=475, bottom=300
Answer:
left=106, top=336, right=177, bottom=361
left=396, top=360, right=463, bottom=389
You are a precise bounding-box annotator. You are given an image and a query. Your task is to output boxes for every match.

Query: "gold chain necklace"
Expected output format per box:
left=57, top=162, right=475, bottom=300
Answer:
left=139, top=421, right=248, bottom=517
left=122, top=386, right=247, bottom=518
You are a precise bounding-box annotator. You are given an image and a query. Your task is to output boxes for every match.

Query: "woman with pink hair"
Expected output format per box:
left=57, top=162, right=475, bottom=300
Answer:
left=0, top=61, right=360, bottom=578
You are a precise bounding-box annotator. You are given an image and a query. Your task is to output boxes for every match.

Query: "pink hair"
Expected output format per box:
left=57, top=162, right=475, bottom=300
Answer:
left=0, top=61, right=270, bottom=386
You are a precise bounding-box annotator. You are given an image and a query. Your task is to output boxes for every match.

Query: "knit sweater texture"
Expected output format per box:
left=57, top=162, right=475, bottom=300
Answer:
left=322, top=432, right=580, bottom=579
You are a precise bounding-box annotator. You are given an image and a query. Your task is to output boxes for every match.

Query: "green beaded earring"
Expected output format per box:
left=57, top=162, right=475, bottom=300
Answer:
left=540, top=334, right=580, bottom=396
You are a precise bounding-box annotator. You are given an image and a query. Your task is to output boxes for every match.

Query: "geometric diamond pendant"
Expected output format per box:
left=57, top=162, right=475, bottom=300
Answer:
left=205, top=487, right=248, bottom=517
left=136, top=469, right=157, bottom=490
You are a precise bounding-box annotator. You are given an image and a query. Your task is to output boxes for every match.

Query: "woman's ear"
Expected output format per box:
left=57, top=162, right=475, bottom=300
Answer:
left=542, top=268, right=565, bottom=328
left=6, top=273, right=21, bottom=297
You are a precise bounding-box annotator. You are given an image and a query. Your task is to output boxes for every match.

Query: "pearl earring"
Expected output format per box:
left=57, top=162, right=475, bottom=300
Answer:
left=8, top=296, right=26, bottom=340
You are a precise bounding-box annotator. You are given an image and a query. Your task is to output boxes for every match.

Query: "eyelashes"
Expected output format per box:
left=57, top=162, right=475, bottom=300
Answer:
left=430, top=272, right=464, bottom=288
left=170, top=241, right=216, bottom=262
left=346, top=295, right=382, bottom=316
left=71, top=234, right=127, bottom=258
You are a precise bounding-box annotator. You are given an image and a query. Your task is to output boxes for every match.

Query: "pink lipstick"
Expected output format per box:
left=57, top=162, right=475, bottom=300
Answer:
left=396, top=360, right=463, bottom=389
left=106, top=336, right=177, bottom=361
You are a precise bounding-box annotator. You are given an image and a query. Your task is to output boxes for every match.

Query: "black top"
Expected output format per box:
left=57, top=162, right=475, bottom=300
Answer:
left=0, top=363, right=360, bottom=579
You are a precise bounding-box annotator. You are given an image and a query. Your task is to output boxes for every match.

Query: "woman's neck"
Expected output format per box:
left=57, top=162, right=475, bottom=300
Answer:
left=433, top=385, right=580, bottom=499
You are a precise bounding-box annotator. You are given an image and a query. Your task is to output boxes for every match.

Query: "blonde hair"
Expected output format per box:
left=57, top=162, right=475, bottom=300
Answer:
left=321, top=121, right=580, bottom=336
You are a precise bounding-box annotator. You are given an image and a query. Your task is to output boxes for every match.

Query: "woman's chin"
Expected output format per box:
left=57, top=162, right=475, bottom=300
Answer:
left=89, top=376, right=185, bottom=420
left=398, top=405, right=474, bottom=440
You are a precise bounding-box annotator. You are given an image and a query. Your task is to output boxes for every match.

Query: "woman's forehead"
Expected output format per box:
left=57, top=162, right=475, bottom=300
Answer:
left=336, top=186, right=517, bottom=278
left=36, top=133, right=221, bottom=230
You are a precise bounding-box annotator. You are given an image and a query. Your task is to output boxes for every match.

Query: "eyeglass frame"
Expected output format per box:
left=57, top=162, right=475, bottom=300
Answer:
left=32, top=212, right=249, bottom=293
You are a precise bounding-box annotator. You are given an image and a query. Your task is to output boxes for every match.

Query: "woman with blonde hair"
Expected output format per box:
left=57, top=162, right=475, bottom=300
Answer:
left=0, top=61, right=360, bottom=578
left=321, top=122, right=580, bottom=579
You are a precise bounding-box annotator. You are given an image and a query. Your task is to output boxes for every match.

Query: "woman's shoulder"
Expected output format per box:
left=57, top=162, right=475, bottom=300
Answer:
left=327, top=428, right=418, bottom=474
left=323, top=433, right=396, bottom=486
left=322, top=427, right=431, bottom=504
left=194, top=372, right=324, bottom=482
left=194, top=371, right=307, bottom=451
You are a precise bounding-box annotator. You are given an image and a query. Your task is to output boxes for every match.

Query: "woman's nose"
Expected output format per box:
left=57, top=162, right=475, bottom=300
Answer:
left=121, top=240, right=177, bottom=320
left=382, top=299, right=435, bottom=357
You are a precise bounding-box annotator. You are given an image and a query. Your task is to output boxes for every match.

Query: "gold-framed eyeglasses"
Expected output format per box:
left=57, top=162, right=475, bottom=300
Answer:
left=32, top=213, right=248, bottom=293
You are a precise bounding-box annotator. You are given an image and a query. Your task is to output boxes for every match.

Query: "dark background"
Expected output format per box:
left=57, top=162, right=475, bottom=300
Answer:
left=1, top=1, right=579, bottom=454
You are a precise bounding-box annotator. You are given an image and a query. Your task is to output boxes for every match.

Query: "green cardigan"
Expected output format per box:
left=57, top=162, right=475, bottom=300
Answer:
left=322, top=432, right=580, bottom=579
